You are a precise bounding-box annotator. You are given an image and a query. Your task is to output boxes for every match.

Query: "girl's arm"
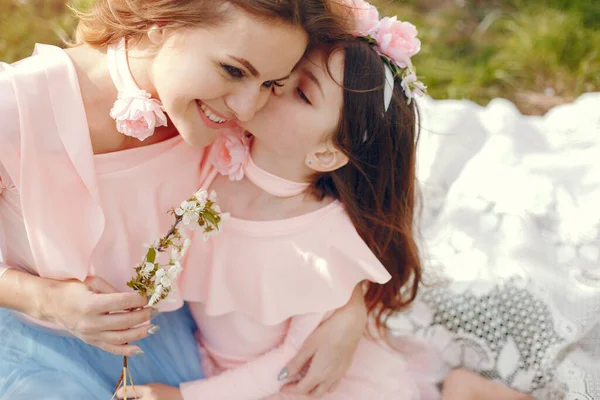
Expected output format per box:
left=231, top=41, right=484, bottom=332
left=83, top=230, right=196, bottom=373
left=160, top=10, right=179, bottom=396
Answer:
left=179, top=312, right=326, bottom=400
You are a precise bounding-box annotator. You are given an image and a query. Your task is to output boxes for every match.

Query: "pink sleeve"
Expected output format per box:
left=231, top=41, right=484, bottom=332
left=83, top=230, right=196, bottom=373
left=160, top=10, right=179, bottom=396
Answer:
left=0, top=163, right=11, bottom=280
left=179, top=312, right=326, bottom=400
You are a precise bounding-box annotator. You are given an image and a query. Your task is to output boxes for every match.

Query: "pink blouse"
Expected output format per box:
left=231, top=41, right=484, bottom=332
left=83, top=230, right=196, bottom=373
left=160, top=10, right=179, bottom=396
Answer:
left=0, top=44, right=206, bottom=326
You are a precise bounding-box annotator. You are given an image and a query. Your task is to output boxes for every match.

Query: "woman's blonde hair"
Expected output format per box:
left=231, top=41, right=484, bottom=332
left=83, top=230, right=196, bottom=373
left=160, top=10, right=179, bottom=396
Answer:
left=73, top=0, right=350, bottom=48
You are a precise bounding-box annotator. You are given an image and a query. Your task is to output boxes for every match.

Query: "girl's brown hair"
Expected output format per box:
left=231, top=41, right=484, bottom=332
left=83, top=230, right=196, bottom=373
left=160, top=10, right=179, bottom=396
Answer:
left=73, top=0, right=350, bottom=48
left=312, top=40, right=422, bottom=332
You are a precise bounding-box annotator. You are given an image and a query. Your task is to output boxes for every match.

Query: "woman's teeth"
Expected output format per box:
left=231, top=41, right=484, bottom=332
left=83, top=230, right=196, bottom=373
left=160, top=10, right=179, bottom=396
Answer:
left=200, top=103, right=226, bottom=124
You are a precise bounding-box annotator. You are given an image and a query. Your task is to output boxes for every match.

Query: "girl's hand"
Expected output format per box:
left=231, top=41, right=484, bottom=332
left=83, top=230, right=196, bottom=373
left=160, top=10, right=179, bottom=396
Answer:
left=44, top=276, right=157, bottom=356
left=280, top=284, right=367, bottom=397
left=115, top=383, right=183, bottom=400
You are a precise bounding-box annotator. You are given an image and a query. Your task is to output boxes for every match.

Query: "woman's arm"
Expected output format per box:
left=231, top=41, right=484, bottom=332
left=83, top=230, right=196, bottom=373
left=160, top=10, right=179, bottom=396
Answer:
left=0, top=164, right=157, bottom=356
left=0, top=269, right=154, bottom=356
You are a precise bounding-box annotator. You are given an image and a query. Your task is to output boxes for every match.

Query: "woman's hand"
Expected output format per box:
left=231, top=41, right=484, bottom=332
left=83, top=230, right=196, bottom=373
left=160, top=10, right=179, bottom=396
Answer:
left=43, top=276, right=157, bottom=356
left=116, top=383, right=183, bottom=400
left=279, top=284, right=367, bottom=397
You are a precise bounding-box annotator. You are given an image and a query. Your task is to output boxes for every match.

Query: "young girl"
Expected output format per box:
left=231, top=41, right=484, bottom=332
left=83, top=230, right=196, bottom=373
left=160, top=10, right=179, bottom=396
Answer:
left=119, top=3, right=537, bottom=399
left=0, top=1, right=368, bottom=398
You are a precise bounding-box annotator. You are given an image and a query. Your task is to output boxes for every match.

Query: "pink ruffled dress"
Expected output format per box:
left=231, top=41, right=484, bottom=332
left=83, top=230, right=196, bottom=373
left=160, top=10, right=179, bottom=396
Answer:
left=177, top=166, right=442, bottom=399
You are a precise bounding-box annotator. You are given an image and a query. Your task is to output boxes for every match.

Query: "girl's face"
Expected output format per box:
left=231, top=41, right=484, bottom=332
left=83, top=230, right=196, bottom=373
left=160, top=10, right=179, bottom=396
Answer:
left=149, top=9, right=308, bottom=147
left=240, top=47, right=346, bottom=178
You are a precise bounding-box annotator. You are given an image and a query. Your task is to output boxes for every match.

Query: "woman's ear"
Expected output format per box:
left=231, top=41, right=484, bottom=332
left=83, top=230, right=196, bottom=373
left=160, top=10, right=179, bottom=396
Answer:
left=304, top=145, right=349, bottom=172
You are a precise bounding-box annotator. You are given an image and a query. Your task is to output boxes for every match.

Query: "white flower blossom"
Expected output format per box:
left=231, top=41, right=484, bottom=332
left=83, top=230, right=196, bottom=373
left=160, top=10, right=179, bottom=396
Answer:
left=209, top=190, right=218, bottom=202
left=155, top=265, right=182, bottom=288
left=175, top=200, right=201, bottom=225
left=141, top=262, right=155, bottom=278
left=194, top=190, right=209, bottom=209
left=149, top=284, right=163, bottom=306
left=170, top=249, right=181, bottom=263
left=180, top=238, right=191, bottom=257
left=400, top=72, right=427, bottom=99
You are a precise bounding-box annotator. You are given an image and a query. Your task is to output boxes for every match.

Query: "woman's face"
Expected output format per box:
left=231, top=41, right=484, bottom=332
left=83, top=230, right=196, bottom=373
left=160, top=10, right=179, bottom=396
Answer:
left=150, top=9, right=308, bottom=147
left=240, top=47, right=345, bottom=172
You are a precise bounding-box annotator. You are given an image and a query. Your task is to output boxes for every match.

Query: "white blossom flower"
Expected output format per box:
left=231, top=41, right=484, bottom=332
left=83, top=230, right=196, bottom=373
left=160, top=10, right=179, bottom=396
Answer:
left=209, top=190, right=218, bottom=202
left=194, top=190, right=209, bottom=208
left=180, top=238, right=191, bottom=257
left=175, top=200, right=201, bottom=225
left=149, top=284, right=163, bottom=306
left=400, top=72, right=426, bottom=99
left=171, top=249, right=181, bottom=263
left=141, top=262, right=155, bottom=278
left=155, top=265, right=182, bottom=288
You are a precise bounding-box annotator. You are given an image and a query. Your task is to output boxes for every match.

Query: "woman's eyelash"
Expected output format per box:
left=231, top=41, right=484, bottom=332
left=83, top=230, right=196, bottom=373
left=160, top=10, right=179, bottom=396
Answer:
left=221, top=64, right=244, bottom=78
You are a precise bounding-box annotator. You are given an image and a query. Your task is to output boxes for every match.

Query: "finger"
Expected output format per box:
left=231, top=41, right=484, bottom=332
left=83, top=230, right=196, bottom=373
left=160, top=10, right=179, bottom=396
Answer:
left=327, top=380, right=341, bottom=393
left=99, top=324, right=157, bottom=345
left=283, top=345, right=315, bottom=379
left=84, top=276, right=120, bottom=294
left=311, top=382, right=330, bottom=398
left=286, top=358, right=330, bottom=395
left=116, top=385, right=149, bottom=399
left=99, top=307, right=157, bottom=331
left=91, top=292, right=148, bottom=313
left=96, top=342, right=145, bottom=357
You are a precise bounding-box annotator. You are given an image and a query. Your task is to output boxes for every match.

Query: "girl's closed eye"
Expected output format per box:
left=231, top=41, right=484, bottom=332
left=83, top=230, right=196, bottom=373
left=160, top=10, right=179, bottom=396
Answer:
left=297, top=88, right=311, bottom=105
left=296, top=87, right=311, bottom=105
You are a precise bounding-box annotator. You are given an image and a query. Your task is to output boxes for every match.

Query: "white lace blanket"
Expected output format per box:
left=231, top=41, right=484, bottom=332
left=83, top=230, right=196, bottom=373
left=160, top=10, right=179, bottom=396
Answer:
left=389, top=93, right=600, bottom=399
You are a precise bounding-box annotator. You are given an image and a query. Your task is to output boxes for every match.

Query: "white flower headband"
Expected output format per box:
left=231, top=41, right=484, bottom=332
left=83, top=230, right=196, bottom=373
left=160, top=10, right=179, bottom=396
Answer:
left=348, top=0, right=427, bottom=110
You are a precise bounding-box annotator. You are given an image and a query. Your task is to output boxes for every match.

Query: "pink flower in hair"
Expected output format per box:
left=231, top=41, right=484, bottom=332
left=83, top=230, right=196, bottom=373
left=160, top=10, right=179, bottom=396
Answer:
left=348, top=0, right=380, bottom=36
left=208, top=129, right=250, bottom=181
left=373, top=16, right=421, bottom=69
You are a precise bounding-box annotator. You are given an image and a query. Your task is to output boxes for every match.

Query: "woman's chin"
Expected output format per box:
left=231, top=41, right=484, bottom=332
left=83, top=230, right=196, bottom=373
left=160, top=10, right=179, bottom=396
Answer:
left=178, top=125, right=219, bottom=148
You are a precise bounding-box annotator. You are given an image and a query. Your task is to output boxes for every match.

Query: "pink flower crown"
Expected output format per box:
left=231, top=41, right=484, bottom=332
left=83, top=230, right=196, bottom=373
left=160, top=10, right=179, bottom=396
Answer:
left=348, top=0, right=427, bottom=103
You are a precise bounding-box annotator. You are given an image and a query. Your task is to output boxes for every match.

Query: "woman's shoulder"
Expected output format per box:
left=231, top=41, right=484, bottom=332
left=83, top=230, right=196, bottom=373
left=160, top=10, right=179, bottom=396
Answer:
left=0, top=44, right=82, bottom=125
left=1, top=44, right=73, bottom=82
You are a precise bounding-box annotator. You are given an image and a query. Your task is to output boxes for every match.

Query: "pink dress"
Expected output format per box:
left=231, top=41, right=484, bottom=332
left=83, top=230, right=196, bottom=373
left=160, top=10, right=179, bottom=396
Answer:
left=178, top=167, right=442, bottom=399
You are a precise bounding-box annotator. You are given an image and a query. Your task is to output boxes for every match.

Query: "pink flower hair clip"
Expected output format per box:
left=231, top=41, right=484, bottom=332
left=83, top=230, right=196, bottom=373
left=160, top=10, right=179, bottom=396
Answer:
left=347, top=0, right=427, bottom=106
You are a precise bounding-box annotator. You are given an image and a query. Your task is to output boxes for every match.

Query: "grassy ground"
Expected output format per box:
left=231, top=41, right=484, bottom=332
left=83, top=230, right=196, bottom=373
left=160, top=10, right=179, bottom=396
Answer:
left=1, top=0, right=598, bottom=114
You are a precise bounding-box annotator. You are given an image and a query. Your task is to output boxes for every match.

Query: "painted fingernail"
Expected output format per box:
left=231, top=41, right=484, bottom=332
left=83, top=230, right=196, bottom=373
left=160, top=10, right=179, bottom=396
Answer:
left=150, top=308, right=159, bottom=319
left=148, top=325, right=160, bottom=335
left=278, top=368, right=289, bottom=381
left=132, top=349, right=144, bottom=356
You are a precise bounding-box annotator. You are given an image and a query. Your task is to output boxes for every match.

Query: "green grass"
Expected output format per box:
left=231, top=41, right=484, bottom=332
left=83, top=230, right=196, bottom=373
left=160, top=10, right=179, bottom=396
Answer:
left=374, top=0, right=600, bottom=113
left=1, top=0, right=598, bottom=114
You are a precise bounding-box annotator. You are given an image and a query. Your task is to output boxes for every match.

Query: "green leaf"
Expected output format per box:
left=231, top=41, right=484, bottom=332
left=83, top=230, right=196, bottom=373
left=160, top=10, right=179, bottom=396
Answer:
left=204, top=211, right=219, bottom=228
left=146, top=247, right=157, bottom=263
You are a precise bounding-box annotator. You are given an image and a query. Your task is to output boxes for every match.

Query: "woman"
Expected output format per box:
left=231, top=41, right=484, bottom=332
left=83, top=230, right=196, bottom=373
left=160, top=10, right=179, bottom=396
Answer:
left=0, top=1, right=367, bottom=398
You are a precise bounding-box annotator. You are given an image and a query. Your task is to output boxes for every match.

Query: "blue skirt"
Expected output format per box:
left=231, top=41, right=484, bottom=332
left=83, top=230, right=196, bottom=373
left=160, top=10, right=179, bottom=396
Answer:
left=0, top=304, right=205, bottom=399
